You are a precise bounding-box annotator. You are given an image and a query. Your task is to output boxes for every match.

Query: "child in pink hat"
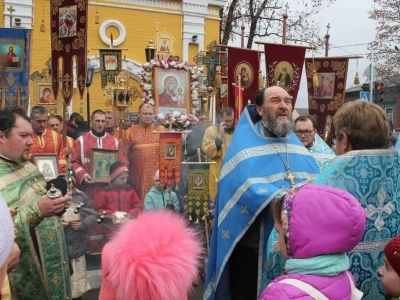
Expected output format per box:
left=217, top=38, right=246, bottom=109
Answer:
left=260, top=183, right=366, bottom=299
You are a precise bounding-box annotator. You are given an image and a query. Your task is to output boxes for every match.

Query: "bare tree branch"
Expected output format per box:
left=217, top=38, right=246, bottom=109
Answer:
left=221, top=0, right=337, bottom=49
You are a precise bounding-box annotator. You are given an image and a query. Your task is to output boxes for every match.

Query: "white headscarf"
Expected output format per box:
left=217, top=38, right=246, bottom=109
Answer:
left=0, top=193, right=14, bottom=268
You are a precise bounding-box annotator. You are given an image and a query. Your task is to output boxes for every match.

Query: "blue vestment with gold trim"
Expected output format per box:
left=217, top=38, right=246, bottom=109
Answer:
left=314, top=149, right=400, bottom=299
left=204, top=106, right=319, bottom=300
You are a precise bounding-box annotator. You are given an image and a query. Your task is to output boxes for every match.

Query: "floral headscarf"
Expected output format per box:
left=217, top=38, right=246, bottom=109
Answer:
left=280, top=182, right=308, bottom=258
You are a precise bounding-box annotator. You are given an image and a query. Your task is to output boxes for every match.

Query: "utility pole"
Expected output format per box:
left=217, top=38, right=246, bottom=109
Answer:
left=370, top=51, right=374, bottom=102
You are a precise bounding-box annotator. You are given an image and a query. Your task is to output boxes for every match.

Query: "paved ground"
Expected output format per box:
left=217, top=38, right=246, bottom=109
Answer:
left=81, top=254, right=204, bottom=300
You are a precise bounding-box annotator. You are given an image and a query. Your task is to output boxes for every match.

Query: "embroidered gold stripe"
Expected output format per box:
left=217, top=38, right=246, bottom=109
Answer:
left=132, top=143, right=159, bottom=149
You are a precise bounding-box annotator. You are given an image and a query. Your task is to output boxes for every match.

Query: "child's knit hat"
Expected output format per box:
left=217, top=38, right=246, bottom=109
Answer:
left=109, top=161, right=128, bottom=181
left=385, top=236, right=400, bottom=276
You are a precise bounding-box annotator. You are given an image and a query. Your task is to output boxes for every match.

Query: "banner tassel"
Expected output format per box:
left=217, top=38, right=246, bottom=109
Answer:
left=312, top=69, right=319, bottom=87
left=354, top=72, right=360, bottom=85
left=189, top=214, right=192, bottom=221
left=195, top=216, right=199, bottom=224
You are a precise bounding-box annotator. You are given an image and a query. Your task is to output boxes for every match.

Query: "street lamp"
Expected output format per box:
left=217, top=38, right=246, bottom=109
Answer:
left=86, top=61, right=95, bottom=124
left=145, top=40, right=156, bottom=62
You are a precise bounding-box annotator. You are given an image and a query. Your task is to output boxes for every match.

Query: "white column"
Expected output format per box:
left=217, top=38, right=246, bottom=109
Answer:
left=181, top=2, right=207, bottom=61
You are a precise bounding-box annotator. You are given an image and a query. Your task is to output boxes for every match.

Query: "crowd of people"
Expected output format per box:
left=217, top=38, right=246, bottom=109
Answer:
left=0, top=85, right=398, bottom=300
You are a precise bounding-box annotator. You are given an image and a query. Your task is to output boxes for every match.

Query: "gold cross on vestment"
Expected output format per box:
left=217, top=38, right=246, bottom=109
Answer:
left=7, top=6, right=15, bottom=27
left=285, top=171, right=296, bottom=187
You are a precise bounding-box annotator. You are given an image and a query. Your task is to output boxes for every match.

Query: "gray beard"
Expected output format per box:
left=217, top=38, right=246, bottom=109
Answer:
left=262, top=111, right=294, bottom=137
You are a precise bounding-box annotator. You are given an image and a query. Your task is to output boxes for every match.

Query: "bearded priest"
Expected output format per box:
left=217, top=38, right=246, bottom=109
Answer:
left=204, top=86, right=319, bottom=300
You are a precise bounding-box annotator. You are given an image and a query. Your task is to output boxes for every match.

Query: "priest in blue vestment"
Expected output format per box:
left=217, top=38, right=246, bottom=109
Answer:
left=204, top=86, right=319, bottom=300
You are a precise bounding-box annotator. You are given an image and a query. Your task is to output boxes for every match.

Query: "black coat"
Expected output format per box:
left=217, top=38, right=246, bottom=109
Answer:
left=63, top=189, right=96, bottom=259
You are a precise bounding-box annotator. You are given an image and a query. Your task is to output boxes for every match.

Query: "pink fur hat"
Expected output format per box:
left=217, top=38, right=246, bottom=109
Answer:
left=105, top=210, right=202, bottom=300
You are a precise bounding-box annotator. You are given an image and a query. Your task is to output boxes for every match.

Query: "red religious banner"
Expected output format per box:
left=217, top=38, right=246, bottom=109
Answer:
left=159, top=133, right=182, bottom=186
left=227, top=47, right=260, bottom=109
left=51, top=0, right=88, bottom=106
left=233, top=84, right=244, bottom=126
left=305, top=57, right=349, bottom=135
left=264, top=43, right=307, bottom=107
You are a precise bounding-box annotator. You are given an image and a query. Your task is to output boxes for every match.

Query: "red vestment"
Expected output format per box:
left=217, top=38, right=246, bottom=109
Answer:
left=30, top=128, right=66, bottom=174
left=71, top=131, right=127, bottom=254
left=124, top=124, right=165, bottom=202
left=96, top=184, right=142, bottom=239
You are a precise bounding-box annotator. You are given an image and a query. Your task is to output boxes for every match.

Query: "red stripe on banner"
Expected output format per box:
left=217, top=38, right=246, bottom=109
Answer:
left=264, top=44, right=306, bottom=107
left=228, top=47, right=260, bottom=108
left=159, top=133, right=182, bottom=186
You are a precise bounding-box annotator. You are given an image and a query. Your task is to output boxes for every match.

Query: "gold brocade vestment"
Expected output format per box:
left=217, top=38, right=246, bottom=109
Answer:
left=0, top=158, right=71, bottom=300
left=202, top=126, right=233, bottom=202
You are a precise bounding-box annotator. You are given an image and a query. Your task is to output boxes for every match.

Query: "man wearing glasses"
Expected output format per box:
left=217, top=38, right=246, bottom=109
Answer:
left=294, top=115, right=335, bottom=170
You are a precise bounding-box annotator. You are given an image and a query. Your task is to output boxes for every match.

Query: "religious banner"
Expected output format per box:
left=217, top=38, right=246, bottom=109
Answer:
left=227, top=46, right=260, bottom=109
left=159, top=133, right=182, bottom=186
left=99, top=49, right=122, bottom=89
left=0, top=28, right=30, bottom=108
left=187, top=164, right=210, bottom=223
left=51, top=0, right=88, bottom=106
left=305, top=57, right=349, bottom=134
left=264, top=43, right=307, bottom=106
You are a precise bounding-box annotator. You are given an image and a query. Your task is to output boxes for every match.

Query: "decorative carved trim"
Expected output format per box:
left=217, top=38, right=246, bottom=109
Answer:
left=99, top=20, right=127, bottom=47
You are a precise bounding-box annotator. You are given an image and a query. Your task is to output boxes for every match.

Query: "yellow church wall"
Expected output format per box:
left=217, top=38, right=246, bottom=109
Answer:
left=27, top=0, right=222, bottom=118
left=204, top=18, right=221, bottom=45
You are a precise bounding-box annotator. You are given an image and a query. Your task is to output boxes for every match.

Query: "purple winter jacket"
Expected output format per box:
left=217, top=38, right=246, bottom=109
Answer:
left=259, top=184, right=366, bottom=300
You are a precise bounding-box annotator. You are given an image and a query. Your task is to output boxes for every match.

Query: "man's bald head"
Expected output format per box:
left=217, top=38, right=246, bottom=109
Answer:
left=138, top=103, right=155, bottom=127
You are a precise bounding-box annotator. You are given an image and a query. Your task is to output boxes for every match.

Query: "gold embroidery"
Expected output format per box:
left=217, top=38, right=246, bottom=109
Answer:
left=51, top=32, right=63, bottom=51
left=320, top=104, right=326, bottom=113
left=27, top=213, right=38, bottom=224
left=305, top=61, right=321, bottom=78
left=222, top=230, right=230, bottom=239
left=331, top=61, right=347, bottom=78
left=51, top=273, right=60, bottom=285
left=46, top=230, right=55, bottom=241
left=328, top=93, right=343, bottom=111
left=6, top=73, right=17, bottom=86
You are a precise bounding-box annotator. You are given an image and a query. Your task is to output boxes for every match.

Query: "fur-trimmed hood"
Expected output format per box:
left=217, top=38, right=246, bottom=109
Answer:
left=100, top=210, right=202, bottom=300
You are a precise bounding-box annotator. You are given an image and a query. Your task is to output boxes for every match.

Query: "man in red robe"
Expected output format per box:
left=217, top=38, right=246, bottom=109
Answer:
left=30, top=106, right=66, bottom=174
left=47, top=115, right=74, bottom=156
left=124, top=103, right=164, bottom=201
left=71, top=109, right=127, bottom=254
left=159, top=76, right=179, bottom=108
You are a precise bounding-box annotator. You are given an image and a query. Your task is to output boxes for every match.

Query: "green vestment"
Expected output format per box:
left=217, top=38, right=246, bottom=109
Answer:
left=0, top=158, right=71, bottom=300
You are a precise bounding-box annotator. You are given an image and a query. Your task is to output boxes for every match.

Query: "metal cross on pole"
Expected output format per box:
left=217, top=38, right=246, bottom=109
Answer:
left=7, top=6, right=16, bottom=27
left=193, top=40, right=227, bottom=87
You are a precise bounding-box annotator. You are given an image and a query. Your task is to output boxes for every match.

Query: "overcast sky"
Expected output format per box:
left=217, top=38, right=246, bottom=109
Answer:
left=231, top=0, right=376, bottom=108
